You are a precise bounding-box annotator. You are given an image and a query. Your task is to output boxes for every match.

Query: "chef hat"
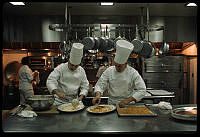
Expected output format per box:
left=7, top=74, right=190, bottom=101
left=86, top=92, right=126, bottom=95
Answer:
left=69, top=43, right=84, bottom=65
left=114, top=40, right=134, bottom=64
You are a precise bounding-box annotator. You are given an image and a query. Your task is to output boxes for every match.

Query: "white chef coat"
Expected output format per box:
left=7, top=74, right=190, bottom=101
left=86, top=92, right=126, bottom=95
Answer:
left=94, top=65, right=146, bottom=105
left=46, top=62, right=89, bottom=105
left=18, top=65, right=34, bottom=104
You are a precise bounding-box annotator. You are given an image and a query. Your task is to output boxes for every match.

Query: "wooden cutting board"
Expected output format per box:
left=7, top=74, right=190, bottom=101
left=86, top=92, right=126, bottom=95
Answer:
left=25, top=105, right=60, bottom=114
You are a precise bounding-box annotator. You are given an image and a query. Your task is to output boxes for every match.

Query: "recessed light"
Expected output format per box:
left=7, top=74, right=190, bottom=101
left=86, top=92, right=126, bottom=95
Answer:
left=100, top=2, right=114, bottom=6
left=9, top=2, right=25, bottom=5
left=186, top=3, right=197, bottom=7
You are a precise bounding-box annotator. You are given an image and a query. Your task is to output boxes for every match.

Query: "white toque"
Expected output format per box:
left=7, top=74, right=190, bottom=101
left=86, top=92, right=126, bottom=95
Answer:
left=114, top=40, right=134, bottom=64
left=69, top=43, right=84, bottom=65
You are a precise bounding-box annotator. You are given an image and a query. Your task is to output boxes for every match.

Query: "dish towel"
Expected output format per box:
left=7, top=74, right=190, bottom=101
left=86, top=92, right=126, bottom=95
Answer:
left=150, top=101, right=172, bottom=110
left=17, top=110, right=38, bottom=117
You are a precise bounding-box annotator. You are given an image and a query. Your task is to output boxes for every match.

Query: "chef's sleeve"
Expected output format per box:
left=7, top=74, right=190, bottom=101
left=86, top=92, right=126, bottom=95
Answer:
left=46, top=67, right=61, bottom=94
left=94, top=70, right=109, bottom=96
left=79, top=69, right=89, bottom=96
left=25, top=67, right=33, bottom=83
left=131, top=71, right=147, bottom=102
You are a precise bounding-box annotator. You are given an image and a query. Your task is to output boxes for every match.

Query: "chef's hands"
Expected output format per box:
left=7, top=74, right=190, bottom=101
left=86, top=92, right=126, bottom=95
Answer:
left=78, top=94, right=84, bottom=101
left=119, top=96, right=136, bottom=108
left=119, top=100, right=130, bottom=108
left=52, top=89, right=66, bottom=100
left=92, top=91, right=101, bottom=105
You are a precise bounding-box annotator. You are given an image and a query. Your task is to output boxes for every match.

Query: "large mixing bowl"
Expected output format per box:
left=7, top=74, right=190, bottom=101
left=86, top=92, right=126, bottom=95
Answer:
left=27, top=95, right=54, bottom=111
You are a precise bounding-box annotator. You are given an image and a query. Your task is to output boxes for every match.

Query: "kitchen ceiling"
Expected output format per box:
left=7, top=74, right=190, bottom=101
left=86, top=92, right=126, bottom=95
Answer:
left=3, top=2, right=197, bottom=17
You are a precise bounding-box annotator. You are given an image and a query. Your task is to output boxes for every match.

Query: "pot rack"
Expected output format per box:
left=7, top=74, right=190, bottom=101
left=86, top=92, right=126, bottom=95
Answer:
left=49, top=3, right=167, bottom=59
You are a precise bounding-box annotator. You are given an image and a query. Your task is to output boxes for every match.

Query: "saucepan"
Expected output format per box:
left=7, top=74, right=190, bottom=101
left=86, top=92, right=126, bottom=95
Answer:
left=139, top=41, right=154, bottom=58
left=131, top=39, right=143, bottom=54
left=158, top=42, right=169, bottom=57
left=81, top=37, right=95, bottom=50
left=26, top=95, right=54, bottom=111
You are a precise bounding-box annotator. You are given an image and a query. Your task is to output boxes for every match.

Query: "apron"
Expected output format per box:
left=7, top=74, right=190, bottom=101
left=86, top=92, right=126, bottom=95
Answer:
left=107, top=68, right=132, bottom=105
left=53, top=67, right=81, bottom=105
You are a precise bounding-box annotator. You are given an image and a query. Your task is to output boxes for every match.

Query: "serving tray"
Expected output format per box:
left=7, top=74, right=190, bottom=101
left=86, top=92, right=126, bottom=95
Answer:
left=117, top=104, right=157, bottom=116
left=171, top=106, right=197, bottom=121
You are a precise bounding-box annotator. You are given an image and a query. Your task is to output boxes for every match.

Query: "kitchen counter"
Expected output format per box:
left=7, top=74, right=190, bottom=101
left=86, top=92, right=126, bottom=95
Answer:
left=2, top=104, right=197, bottom=133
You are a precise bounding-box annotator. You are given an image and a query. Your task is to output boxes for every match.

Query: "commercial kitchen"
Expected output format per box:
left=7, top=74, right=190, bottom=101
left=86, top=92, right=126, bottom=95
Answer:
left=2, top=2, right=198, bottom=133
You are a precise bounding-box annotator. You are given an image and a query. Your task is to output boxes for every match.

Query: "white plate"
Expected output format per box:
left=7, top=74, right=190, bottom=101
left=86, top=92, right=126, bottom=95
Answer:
left=57, top=101, right=85, bottom=112
left=86, top=104, right=116, bottom=114
left=171, top=107, right=197, bottom=121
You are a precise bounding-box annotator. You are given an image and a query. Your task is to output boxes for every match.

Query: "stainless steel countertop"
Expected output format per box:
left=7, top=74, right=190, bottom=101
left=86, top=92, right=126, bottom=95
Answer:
left=2, top=104, right=197, bottom=133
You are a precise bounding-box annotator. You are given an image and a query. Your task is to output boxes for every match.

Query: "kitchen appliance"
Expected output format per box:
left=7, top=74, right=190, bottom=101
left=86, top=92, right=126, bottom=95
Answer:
left=142, top=56, right=184, bottom=104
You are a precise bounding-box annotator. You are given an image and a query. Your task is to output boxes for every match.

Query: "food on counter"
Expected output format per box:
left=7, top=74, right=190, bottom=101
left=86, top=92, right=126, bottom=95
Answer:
left=89, top=105, right=112, bottom=113
left=176, top=110, right=197, bottom=115
left=117, top=106, right=153, bottom=115
left=61, top=103, right=80, bottom=111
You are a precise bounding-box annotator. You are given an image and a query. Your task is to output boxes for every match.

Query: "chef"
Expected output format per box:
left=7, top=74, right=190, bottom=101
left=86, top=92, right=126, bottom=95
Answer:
left=92, top=39, right=147, bottom=107
left=18, top=57, right=40, bottom=104
left=46, top=43, right=89, bottom=105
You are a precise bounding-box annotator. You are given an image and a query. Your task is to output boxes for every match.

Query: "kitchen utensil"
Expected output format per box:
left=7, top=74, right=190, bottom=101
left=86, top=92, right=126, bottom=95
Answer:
left=26, top=95, right=54, bottom=111
left=81, top=37, right=95, bottom=50
left=149, top=44, right=156, bottom=58
left=94, top=37, right=100, bottom=50
left=131, top=39, right=143, bottom=54
left=139, top=41, right=153, bottom=58
left=158, top=42, right=169, bottom=57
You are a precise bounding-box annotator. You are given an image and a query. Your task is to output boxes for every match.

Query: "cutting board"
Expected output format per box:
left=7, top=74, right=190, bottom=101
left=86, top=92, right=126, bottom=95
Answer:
left=25, top=105, right=60, bottom=114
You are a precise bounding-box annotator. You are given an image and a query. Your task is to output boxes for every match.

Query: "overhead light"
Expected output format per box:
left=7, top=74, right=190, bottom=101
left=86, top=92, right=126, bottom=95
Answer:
left=9, top=2, right=25, bottom=5
left=100, top=2, right=114, bottom=6
left=186, top=3, right=197, bottom=7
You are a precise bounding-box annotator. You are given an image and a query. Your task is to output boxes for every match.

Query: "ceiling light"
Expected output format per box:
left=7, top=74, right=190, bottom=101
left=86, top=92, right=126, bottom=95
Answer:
left=100, top=2, right=114, bottom=6
left=186, top=3, right=197, bottom=7
left=9, top=2, right=25, bottom=5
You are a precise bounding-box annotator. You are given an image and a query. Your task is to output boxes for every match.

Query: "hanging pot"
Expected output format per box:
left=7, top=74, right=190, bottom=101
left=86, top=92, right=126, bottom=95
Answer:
left=139, top=41, right=153, bottom=58
left=149, top=44, right=156, bottom=58
left=93, top=37, right=101, bottom=50
left=158, top=42, right=169, bottom=57
left=131, top=39, right=143, bottom=54
left=99, top=37, right=108, bottom=53
left=81, top=37, right=95, bottom=50
left=105, top=37, right=115, bottom=52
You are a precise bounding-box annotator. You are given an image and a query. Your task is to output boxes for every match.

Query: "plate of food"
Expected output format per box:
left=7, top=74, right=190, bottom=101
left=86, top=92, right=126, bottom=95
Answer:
left=57, top=101, right=85, bottom=112
left=171, top=106, right=197, bottom=121
left=86, top=104, right=116, bottom=114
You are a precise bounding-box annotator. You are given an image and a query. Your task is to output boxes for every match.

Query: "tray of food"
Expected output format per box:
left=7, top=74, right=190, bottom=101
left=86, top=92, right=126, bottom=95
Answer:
left=171, top=106, right=197, bottom=121
left=86, top=104, right=116, bottom=114
left=117, top=104, right=157, bottom=116
left=57, top=101, right=85, bottom=112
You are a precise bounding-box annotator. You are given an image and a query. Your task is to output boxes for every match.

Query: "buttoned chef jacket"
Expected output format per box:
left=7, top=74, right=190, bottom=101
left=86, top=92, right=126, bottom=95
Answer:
left=94, top=65, right=146, bottom=105
left=18, top=65, right=34, bottom=104
left=46, top=62, right=89, bottom=105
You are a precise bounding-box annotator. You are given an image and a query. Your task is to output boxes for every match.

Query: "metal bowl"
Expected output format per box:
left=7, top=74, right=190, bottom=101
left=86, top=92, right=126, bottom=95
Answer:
left=27, top=95, right=54, bottom=111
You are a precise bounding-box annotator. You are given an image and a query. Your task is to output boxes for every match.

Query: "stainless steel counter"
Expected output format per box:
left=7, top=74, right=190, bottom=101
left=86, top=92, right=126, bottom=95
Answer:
left=2, top=104, right=197, bottom=133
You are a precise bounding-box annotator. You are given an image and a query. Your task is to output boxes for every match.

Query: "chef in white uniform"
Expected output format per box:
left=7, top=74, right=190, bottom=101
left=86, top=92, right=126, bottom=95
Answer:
left=92, top=40, right=146, bottom=107
left=46, top=43, right=89, bottom=105
left=18, top=57, right=40, bottom=104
